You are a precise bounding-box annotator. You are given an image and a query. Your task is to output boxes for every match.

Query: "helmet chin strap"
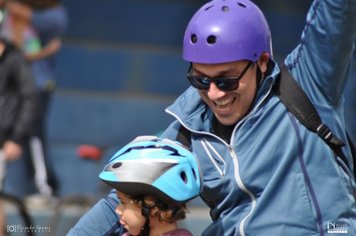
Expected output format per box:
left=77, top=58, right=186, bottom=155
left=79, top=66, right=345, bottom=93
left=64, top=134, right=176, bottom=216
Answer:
left=254, top=63, right=264, bottom=97
left=140, top=206, right=151, bottom=236
left=256, top=63, right=263, bottom=90
left=250, top=63, right=264, bottom=110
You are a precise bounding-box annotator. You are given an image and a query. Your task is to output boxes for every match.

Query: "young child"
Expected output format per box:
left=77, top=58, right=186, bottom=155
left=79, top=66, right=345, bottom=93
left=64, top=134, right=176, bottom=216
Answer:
left=99, top=136, right=202, bottom=236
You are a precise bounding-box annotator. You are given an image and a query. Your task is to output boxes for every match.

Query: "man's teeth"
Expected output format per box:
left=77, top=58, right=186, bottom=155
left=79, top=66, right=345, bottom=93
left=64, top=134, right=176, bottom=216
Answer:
left=216, top=98, right=233, bottom=106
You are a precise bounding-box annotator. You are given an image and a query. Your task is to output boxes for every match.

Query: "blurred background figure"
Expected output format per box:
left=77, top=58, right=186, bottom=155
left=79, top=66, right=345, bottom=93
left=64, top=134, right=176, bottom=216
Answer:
left=0, top=0, right=67, bottom=203
left=0, top=36, right=38, bottom=236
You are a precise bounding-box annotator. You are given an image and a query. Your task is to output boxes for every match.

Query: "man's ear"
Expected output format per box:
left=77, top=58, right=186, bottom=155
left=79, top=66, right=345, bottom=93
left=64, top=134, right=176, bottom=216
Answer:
left=257, top=52, right=270, bottom=73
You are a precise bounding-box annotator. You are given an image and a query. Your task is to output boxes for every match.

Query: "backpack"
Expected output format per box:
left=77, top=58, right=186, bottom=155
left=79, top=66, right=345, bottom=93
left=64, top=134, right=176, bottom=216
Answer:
left=177, top=63, right=356, bottom=179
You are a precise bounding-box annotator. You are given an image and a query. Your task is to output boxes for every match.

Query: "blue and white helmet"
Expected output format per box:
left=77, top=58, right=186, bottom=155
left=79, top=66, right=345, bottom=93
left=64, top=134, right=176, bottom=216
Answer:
left=99, top=136, right=202, bottom=205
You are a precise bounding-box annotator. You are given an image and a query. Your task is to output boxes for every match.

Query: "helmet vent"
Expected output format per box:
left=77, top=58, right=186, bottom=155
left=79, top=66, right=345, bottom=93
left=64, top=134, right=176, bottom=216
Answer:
left=180, top=171, right=188, bottom=184
left=222, top=6, right=229, bottom=12
left=204, top=5, right=213, bottom=11
left=192, top=168, right=197, bottom=180
left=191, top=34, right=198, bottom=44
left=112, top=162, right=122, bottom=169
left=207, top=35, right=217, bottom=45
left=237, top=2, right=247, bottom=8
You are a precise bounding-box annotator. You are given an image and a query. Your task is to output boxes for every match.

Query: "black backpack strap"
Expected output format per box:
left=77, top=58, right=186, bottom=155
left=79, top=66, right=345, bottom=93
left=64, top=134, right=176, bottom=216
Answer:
left=347, top=133, right=356, bottom=178
left=274, top=64, right=353, bottom=173
left=177, top=125, right=192, bottom=149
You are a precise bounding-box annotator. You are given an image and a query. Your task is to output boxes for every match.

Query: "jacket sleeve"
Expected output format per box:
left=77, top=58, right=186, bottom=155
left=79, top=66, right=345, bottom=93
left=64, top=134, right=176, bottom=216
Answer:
left=9, top=52, right=39, bottom=145
left=67, top=190, right=123, bottom=236
left=285, top=0, right=356, bottom=106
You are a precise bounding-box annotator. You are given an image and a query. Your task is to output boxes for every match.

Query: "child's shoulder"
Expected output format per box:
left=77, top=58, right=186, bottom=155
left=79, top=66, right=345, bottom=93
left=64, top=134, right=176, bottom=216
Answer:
left=160, top=228, right=193, bottom=236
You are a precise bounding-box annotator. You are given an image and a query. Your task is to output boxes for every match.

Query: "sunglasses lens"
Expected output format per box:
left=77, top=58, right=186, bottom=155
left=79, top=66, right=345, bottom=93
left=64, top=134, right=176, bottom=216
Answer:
left=215, top=78, right=239, bottom=91
left=188, top=76, right=211, bottom=90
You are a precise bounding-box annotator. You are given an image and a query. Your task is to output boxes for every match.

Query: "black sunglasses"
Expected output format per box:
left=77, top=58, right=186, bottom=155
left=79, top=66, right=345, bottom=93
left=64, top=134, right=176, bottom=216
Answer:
left=187, top=61, right=252, bottom=91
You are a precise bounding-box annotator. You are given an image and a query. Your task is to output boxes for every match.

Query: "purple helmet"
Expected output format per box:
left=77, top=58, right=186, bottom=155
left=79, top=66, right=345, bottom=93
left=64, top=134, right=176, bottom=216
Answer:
left=183, top=0, right=272, bottom=64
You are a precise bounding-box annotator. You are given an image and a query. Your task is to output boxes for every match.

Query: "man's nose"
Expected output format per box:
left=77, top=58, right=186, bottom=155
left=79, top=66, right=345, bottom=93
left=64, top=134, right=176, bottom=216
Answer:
left=207, top=82, right=226, bottom=99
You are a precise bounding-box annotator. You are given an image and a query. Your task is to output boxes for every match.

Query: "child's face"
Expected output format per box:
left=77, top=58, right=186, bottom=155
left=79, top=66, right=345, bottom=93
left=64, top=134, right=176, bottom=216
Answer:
left=116, top=191, right=146, bottom=236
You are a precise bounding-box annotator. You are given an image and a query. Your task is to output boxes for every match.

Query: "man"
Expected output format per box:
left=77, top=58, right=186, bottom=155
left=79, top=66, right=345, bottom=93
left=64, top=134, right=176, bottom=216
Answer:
left=69, top=0, right=356, bottom=235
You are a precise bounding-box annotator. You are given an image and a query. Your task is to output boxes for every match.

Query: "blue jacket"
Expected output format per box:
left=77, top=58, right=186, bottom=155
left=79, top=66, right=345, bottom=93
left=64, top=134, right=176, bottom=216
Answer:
left=162, top=0, right=356, bottom=235
left=68, top=0, right=356, bottom=235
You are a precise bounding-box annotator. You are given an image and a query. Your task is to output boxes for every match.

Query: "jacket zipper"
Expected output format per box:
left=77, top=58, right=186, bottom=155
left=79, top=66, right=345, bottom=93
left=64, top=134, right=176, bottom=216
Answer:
left=227, top=82, right=274, bottom=235
left=229, top=147, right=257, bottom=236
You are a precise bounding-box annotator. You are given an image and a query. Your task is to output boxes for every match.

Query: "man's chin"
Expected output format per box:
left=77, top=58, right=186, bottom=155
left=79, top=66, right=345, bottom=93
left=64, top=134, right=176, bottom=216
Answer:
left=215, top=115, right=239, bottom=126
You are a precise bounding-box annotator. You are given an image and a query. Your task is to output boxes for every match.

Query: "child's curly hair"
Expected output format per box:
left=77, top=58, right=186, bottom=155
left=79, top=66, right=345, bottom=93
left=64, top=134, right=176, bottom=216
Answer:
left=131, top=195, right=188, bottom=223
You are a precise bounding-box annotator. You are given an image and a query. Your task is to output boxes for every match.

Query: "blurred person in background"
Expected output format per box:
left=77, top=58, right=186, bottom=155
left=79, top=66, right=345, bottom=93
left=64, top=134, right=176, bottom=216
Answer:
left=0, top=35, right=38, bottom=235
left=1, top=0, right=67, bottom=203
